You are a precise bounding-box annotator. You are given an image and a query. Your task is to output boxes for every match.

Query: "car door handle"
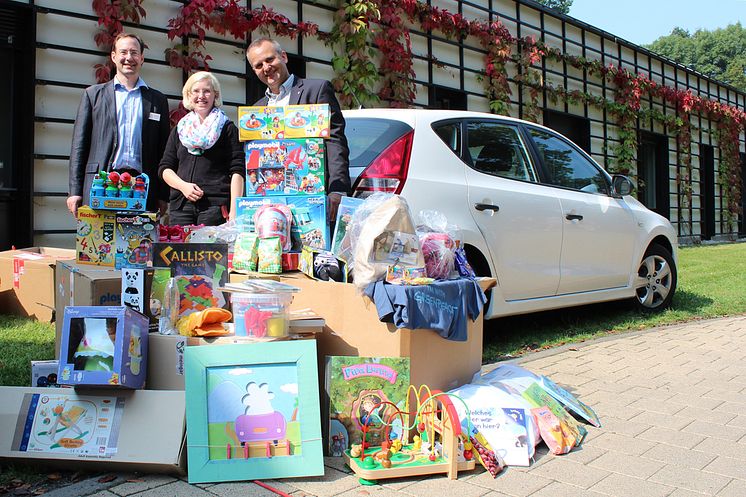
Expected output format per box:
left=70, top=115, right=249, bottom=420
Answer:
left=565, top=214, right=583, bottom=221
left=474, top=203, right=499, bottom=212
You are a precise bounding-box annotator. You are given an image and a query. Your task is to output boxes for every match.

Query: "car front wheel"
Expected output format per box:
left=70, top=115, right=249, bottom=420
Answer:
left=634, top=243, right=677, bottom=311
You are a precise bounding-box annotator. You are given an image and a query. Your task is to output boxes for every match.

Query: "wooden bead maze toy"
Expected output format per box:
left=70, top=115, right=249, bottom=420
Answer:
left=343, top=385, right=476, bottom=484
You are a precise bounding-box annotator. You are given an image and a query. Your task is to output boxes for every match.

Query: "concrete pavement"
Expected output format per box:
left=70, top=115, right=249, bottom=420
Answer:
left=33, top=315, right=746, bottom=496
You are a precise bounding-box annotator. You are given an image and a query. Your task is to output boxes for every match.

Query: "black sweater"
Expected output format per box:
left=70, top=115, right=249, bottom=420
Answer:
left=158, top=120, right=244, bottom=209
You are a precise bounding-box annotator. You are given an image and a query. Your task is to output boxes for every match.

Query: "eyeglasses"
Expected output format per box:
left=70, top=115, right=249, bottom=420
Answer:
left=116, top=49, right=141, bottom=57
left=190, top=89, right=213, bottom=96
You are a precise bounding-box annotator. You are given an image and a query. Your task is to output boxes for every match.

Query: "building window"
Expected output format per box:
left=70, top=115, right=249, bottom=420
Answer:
left=542, top=110, right=591, bottom=153
left=429, top=86, right=467, bottom=110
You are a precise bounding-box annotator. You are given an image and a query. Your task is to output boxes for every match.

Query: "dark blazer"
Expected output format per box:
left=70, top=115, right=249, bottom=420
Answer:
left=255, top=77, right=351, bottom=195
left=158, top=120, right=245, bottom=210
left=69, top=79, right=171, bottom=211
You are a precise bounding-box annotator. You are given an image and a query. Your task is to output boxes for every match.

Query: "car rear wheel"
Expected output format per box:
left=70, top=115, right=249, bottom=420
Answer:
left=634, top=243, right=676, bottom=312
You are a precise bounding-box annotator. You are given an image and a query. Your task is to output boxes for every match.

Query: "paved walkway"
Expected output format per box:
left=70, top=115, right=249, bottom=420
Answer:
left=35, top=315, right=746, bottom=496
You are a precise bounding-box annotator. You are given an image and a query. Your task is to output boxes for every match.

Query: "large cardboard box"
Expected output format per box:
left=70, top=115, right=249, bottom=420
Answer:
left=146, top=333, right=186, bottom=391
left=278, top=273, right=494, bottom=393
left=0, top=387, right=185, bottom=474
left=0, top=247, right=75, bottom=321
left=55, top=261, right=122, bottom=358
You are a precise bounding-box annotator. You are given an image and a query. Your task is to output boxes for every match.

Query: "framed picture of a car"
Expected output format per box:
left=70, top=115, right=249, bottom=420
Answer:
left=185, top=340, right=323, bottom=483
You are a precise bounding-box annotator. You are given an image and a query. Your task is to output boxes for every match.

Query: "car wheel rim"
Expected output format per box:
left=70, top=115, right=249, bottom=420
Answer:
left=634, top=254, right=672, bottom=308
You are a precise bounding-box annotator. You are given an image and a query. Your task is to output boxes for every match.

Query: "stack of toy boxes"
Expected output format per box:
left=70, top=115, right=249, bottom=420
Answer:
left=77, top=173, right=157, bottom=268
left=235, top=105, right=330, bottom=266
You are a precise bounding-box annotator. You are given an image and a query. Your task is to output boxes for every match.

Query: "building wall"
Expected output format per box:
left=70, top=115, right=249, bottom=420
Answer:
left=6, top=0, right=744, bottom=247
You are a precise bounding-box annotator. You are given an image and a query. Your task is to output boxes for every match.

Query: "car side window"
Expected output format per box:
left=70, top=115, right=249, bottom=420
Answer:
left=528, top=128, right=609, bottom=194
left=432, top=122, right=461, bottom=156
left=466, top=121, right=536, bottom=182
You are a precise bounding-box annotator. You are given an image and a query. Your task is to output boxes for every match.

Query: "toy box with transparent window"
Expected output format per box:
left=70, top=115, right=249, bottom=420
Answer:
left=58, top=306, right=149, bottom=388
left=88, top=171, right=150, bottom=212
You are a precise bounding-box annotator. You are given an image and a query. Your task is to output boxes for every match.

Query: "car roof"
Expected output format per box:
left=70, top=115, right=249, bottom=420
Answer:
left=342, top=107, right=547, bottom=128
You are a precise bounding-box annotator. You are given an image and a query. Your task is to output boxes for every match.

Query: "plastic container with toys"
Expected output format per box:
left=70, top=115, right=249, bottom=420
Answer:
left=231, top=292, right=293, bottom=338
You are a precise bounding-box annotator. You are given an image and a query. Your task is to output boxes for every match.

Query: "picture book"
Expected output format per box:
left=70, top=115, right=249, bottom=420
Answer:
left=325, top=356, right=410, bottom=456
left=540, top=375, right=601, bottom=427
left=238, top=106, right=284, bottom=141
left=245, top=139, right=325, bottom=196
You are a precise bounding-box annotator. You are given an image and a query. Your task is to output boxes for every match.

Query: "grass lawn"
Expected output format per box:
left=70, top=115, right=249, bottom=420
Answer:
left=483, top=243, right=746, bottom=362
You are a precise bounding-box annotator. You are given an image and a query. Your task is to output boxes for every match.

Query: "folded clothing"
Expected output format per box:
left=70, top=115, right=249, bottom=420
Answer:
left=363, top=278, right=486, bottom=341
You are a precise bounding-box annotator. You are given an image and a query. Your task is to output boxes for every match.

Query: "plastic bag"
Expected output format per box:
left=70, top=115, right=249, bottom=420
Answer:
left=416, top=210, right=458, bottom=279
left=347, top=193, right=424, bottom=289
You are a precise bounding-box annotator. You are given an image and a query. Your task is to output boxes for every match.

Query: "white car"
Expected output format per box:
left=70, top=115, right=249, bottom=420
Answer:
left=343, top=109, right=678, bottom=319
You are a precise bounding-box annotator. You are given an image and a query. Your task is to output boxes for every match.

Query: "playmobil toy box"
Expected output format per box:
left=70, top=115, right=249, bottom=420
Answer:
left=235, top=195, right=327, bottom=251
left=88, top=171, right=150, bottom=212
left=238, top=106, right=285, bottom=141
left=76, top=206, right=117, bottom=267
left=245, top=139, right=325, bottom=196
left=284, top=104, right=330, bottom=139
left=115, top=212, right=158, bottom=269
left=58, top=306, right=149, bottom=389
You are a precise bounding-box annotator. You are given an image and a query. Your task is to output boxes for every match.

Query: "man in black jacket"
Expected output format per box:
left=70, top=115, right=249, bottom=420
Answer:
left=246, top=38, right=351, bottom=222
left=67, top=33, right=170, bottom=217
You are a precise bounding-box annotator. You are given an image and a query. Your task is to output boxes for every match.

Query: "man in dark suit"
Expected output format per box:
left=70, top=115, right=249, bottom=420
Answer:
left=246, top=38, right=351, bottom=222
left=67, top=32, right=170, bottom=217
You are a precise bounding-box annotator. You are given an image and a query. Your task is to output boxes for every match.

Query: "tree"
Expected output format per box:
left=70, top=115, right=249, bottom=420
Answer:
left=647, top=23, right=746, bottom=92
left=534, top=0, right=573, bottom=15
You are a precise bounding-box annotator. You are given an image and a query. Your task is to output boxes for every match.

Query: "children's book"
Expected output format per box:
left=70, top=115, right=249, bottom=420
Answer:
left=325, top=356, right=410, bottom=456
left=540, top=375, right=601, bottom=427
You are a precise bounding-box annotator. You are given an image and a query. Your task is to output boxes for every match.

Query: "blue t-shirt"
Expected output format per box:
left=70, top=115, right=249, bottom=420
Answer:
left=364, top=279, right=487, bottom=341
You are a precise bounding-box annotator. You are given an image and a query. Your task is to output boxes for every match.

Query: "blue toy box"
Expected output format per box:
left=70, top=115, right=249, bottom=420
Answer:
left=245, top=139, right=325, bottom=196
left=89, top=172, right=150, bottom=212
left=58, top=306, right=149, bottom=389
left=235, top=195, right=327, bottom=251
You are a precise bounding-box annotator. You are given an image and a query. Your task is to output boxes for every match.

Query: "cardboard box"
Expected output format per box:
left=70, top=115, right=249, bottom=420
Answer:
left=0, top=387, right=185, bottom=474
left=114, top=212, right=158, bottom=269
left=279, top=273, right=495, bottom=393
left=146, top=333, right=186, bottom=391
left=55, top=261, right=122, bottom=358
left=238, top=105, right=285, bottom=141
left=283, top=104, right=330, bottom=138
left=58, top=306, right=149, bottom=389
left=0, top=247, right=75, bottom=322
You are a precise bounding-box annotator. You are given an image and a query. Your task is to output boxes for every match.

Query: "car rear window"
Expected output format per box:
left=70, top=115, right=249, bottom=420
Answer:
left=344, top=118, right=413, bottom=178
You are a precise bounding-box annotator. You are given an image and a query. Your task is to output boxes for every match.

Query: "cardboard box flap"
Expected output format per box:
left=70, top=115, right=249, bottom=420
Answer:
left=0, top=387, right=185, bottom=473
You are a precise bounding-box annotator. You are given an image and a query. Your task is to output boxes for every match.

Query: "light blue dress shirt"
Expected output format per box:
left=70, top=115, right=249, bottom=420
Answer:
left=112, top=76, right=147, bottom=171
left=265, top=74, right=295, bottom=106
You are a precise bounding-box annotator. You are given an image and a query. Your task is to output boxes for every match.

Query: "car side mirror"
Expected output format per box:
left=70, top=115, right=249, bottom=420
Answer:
left=611, top=175, right=634, bottom=197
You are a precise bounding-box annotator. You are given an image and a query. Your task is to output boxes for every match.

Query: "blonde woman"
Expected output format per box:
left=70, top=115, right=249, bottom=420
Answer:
left=159, top=71, right=244, bottom=225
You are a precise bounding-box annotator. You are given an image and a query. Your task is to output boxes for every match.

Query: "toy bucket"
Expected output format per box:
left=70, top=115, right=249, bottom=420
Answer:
left=231, top=292, right=293, bottom=338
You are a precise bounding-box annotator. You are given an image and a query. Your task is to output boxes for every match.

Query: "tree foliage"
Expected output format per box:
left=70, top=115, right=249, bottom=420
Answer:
left=534, top=0, right=573, bottom=15
left=647, top=23, right=746, bottom=92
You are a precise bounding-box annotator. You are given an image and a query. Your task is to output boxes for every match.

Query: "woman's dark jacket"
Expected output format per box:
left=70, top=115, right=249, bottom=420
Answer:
left=158, top=120, right=244, bottom=210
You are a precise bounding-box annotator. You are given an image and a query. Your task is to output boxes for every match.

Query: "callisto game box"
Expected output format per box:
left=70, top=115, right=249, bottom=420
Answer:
left=151, top=243, right=229, bottom=287
left=245, top=139, right=325, bottom=196
left=76, top=206, right=116, bottom=267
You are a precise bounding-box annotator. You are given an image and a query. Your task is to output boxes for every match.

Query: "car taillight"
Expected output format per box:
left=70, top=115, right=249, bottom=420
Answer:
left=352, top=130, right=414, bottom=197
